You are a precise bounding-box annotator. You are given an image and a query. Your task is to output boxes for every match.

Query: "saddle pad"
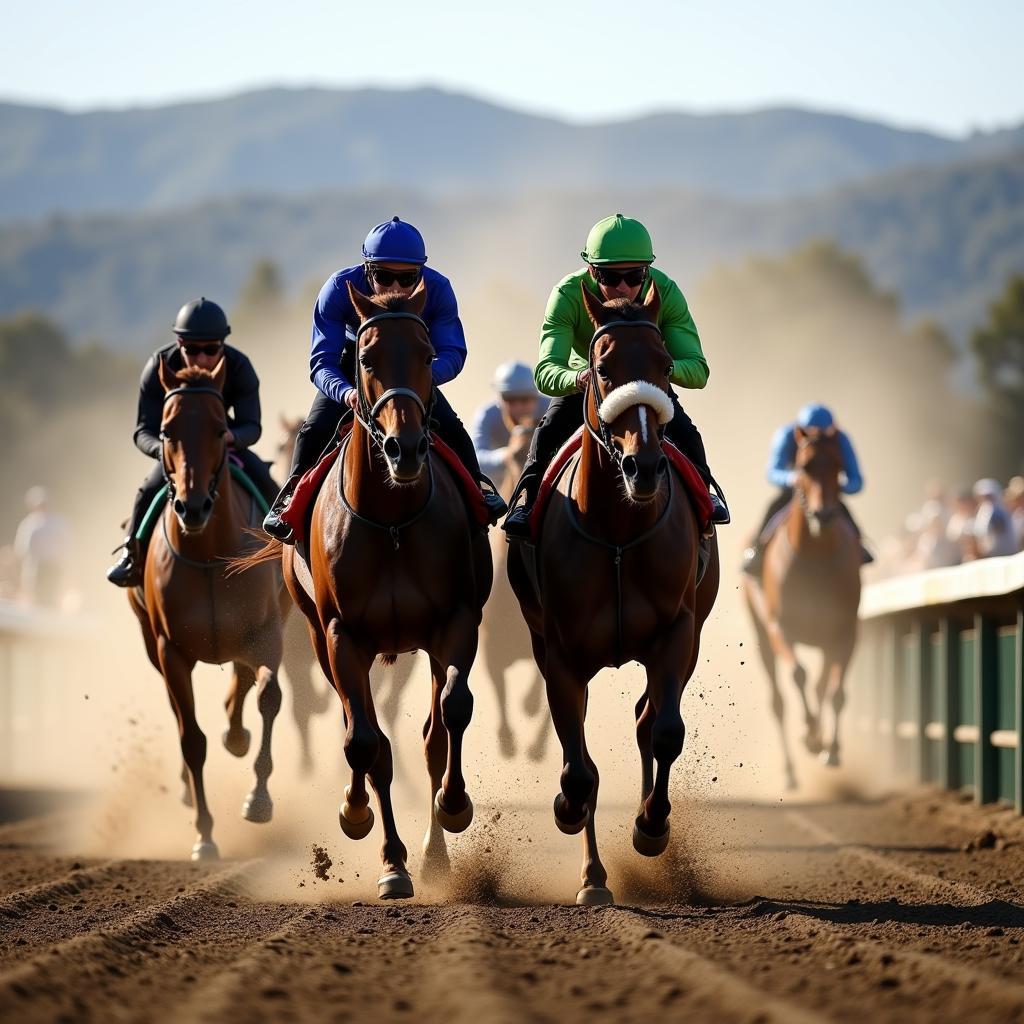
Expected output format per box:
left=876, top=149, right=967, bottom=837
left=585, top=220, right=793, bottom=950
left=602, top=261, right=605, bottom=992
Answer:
left=528, top=429, right=713, bottom=543
left=281, top=426, right=488, bottom=545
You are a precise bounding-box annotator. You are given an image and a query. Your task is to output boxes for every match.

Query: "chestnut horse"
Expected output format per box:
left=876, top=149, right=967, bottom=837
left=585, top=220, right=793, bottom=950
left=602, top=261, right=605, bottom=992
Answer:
left=743, top=426, right=861, bottom=789
left=508, top=283, right=720, bottom=906
left=128, top=359, right=285, bottom=861
left=238, top=283, right=492, bottom=900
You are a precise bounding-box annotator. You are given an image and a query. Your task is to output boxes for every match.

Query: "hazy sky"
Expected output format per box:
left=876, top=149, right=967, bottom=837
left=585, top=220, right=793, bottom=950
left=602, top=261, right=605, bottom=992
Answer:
left=4, top=1, right=1021, bottom=134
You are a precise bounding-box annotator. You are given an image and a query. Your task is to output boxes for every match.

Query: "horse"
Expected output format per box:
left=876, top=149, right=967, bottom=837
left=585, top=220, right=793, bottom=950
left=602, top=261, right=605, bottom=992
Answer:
left=482, top=416, right=550, bottom=761
left=127, top=359, right=286, bottom=861
left=743, top=426, right=861, bottom=790
left=235, top=282, right=492, bottom=900
left=507, top=282, right=720, bottom=906
left=275, top=414, right=334, bottom=775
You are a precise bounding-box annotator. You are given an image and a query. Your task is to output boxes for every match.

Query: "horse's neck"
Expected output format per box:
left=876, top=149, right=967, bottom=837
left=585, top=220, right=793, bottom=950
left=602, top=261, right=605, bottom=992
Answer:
left=165, top=471, right=243, bottom=560
left=786, top=480, right=845, bottom=553
left=575, top=432, right=663, bottom=546
left=342, top=421, right=430, bottom=524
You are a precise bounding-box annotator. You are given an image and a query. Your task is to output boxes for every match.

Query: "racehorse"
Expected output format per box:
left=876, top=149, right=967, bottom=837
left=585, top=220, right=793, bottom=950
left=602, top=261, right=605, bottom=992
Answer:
left=508, top=282, right=720, bottom=906
left=128, top=359, right=286, bottom=860
left=235, top=283, right=492, bottom=900
left=743, top=426, right=861, bottom=789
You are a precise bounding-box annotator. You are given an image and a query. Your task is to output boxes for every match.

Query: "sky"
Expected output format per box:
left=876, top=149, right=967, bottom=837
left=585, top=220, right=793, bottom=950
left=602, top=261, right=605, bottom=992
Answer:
left=3, top=1, right=1022, bottom=135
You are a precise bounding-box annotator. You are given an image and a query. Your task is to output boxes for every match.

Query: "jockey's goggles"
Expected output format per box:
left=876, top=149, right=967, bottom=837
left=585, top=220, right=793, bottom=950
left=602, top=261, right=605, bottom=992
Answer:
left=366, top=264, right=422, bottom=288
left=178, top=340, right=224, bottom=357
left=591, top=265, right=648, bottom=288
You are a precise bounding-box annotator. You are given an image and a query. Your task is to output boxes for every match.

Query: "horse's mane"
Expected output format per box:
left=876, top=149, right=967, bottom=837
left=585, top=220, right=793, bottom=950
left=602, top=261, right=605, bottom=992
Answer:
left=174, top=365, right=218, bottom=387
left=600, top=298, right=648, bottom=321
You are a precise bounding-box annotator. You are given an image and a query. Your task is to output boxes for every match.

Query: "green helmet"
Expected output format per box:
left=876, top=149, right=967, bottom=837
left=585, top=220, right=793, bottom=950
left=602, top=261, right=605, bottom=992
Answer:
left=581, top=214, right=655, bottom=265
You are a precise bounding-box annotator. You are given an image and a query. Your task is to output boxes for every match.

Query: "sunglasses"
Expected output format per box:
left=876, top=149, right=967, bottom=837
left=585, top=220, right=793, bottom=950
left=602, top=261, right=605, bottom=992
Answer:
left=592, top=265, right=648, bottom=288
left=367, top=265, right=421, bottom=288
left=179, top=341, right=223, bottom=357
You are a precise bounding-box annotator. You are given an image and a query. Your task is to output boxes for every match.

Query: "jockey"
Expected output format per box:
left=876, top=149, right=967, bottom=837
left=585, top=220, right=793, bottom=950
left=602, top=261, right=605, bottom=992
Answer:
left=741, top=403, right=871, bottom=576
left=470, top=361, right=550, bottom=493
left=502, top=214, right=729, bottom=539
left=106, top=298, right=279, bottom=587
left=263, top=217, right=507, bottom=542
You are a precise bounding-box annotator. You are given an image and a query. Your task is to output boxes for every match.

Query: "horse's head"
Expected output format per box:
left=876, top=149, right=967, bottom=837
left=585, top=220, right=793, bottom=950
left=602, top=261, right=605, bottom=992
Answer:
left=793, top=424, right=843, bottom=536
left=580, top=280, right=672, bottom=504
left=347, top=281, right=434, bottom=485
left=158, top=356, right=229, bottom=533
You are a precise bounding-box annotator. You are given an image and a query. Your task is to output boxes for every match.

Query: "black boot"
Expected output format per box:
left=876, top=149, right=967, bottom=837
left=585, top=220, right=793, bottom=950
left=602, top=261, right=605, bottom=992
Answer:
left=501, top=470, right=539, bottom=541
left=106, top=537, right=143, bottom=587
left=479, top=477, right=508, bottom=526
left=710, top=493, right=730, bottom=525
left=263, top=474, right=301, bottom=544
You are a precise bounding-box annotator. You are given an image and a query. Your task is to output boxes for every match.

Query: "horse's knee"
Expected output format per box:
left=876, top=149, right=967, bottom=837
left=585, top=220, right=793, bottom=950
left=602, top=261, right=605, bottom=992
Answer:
left=344, top=720, right=379, bottom=772
left=652, top=711, right=685, bottom=763
left=257, top=672, right=282, bottom=717
left=440, top=675, right=474, bottom=732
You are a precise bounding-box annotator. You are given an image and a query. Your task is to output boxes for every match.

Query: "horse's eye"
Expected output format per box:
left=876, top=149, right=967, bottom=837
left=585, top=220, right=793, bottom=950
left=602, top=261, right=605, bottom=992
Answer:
left=596, top=365, right=610, bottom=380
left=425, top=355, right=433, bottom=367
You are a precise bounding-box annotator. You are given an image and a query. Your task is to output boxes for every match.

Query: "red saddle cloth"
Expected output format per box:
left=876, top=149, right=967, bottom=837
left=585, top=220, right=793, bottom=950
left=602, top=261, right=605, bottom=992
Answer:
left=280, top=425, right=489, bottom=545
left=528, top=427, right=713, bottom=543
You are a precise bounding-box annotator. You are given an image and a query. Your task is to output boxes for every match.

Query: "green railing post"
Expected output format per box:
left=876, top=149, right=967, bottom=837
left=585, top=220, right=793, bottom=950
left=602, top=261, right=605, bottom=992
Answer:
left=914, top=621, right=929, bottom=784
left=1016, top=606, right=1024, bottom=815
left=940, top=618, right=956, bottom=792
left=975, top=613, right=998, bottom=804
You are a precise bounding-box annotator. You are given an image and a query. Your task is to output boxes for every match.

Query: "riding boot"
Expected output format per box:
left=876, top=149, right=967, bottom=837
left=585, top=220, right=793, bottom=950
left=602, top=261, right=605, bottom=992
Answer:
left=839, top=502, right=874, bottom=565
left=501, top=468, right=540, bottom=540
left=479, top=476, right=509, bottom=526
left=106, top=536, right=143, bottom=587
left=263, top=474, right=301, bottom=544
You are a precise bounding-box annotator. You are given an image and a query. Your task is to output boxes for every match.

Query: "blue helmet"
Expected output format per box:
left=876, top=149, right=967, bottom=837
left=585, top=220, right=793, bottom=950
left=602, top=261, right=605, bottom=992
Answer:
left=361, top=216, right=427, bottom=265
left=797, top=403, right=835, bottom=430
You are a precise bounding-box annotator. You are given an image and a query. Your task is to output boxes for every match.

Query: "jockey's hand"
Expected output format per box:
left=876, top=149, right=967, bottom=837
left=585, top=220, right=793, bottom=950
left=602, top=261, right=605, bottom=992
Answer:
left=344, top=389, right=359, bottom=410
left=576, top=369, right=592, bottom=391
left=224, top=429, right=235, bottom=447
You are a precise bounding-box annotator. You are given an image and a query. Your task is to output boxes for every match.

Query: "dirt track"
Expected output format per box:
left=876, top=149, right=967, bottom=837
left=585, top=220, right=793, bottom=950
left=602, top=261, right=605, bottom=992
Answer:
left=3, top=791, right=1024, bottom=1023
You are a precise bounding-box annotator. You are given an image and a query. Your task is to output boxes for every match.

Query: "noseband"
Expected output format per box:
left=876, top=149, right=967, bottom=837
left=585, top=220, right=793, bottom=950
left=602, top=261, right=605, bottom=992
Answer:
left=354, top=312, right=435, bottom=454
left=159, top=385, right=228, bottom=507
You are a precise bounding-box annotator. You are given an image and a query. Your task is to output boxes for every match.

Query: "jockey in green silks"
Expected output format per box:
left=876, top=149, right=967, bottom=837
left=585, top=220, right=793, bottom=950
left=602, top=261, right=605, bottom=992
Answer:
left=502, top=213, right=730, bottom=538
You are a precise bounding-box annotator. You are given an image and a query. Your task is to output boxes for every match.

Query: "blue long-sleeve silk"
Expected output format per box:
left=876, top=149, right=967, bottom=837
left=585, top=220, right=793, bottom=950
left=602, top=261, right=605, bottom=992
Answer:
left=766, top=423, right=864, bottom=495
left=309, top=264, right=468, bottom=405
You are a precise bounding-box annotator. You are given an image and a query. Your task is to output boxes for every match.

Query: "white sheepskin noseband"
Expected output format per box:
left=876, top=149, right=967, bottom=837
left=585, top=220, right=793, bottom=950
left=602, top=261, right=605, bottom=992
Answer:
left=598, top=380, right=673, bottom=425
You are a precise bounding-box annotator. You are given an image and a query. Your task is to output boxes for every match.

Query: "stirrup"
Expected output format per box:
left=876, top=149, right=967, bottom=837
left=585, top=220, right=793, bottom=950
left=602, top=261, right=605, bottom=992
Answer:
left=263, top=477, right=299, bottom=543
left=502, top=504, right=532, bottom=540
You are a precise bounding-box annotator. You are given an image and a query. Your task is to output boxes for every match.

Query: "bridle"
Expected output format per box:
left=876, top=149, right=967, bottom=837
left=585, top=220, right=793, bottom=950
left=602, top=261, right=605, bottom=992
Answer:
left=794, top=433, right=842, bottom=533
left=159, top=385, right=229, bottom=508
left=584, top=319, right=666, bottom=470
left=353, top=312, right=436, bottom=454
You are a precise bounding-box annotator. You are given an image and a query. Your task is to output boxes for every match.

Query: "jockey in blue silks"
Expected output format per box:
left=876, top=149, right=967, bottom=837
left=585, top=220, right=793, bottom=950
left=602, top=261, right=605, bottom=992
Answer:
left=263, top=217, right=507, bottom=541
left=742, top=403, right=871, bottom=576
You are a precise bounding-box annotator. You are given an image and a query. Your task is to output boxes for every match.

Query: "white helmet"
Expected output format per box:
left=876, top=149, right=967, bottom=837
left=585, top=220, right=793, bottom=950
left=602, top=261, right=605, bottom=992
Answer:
left=492, top=361, right=537, bottom=397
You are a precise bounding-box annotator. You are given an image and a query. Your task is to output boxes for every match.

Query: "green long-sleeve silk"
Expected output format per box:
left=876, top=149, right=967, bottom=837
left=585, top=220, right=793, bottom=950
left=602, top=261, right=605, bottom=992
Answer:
left=534, top=267, right=709, bottom=397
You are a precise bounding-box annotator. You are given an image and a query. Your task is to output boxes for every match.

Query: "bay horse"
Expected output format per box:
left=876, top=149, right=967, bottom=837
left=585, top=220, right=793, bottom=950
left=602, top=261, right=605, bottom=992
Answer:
left=508, top=282, right=720, bottom=906
left=127, top=359, right=285, bottom=861
left=236, top=283, right=492, bottom=900
left=744, top=426, right=861, bottom=789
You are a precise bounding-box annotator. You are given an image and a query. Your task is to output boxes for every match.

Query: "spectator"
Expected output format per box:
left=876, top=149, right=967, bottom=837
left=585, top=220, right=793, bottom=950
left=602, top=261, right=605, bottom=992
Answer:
left=912, top=499, right=961, bottom=570
left=1005, top=476, right=1024, bottom=551
left=13, top=486, right=68, bottom=607
left=946, top=487, right=979, bottom=563
left=971, top=479, right=1017, bottom=559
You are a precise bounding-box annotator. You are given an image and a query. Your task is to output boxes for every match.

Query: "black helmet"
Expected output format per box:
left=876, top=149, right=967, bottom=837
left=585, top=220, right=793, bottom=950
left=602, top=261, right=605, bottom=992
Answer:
left=172, top=297, right=231, bottom=339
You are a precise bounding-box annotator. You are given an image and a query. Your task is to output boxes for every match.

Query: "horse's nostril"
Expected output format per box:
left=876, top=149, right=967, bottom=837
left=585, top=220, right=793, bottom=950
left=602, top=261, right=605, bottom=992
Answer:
left=173, top=498, right=186, bottom=518
left=621, top=455, right=639, bottom=480
left=383, top=436, right=402, bottom=462
left=201, top=496, right=214, bottom=515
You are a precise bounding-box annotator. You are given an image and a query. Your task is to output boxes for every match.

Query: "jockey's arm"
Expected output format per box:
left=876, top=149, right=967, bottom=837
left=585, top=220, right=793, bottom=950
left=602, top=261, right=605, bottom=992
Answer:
left=766, top=425, right=798, bottom=489
left=838, top=431, right=864, bottom=495
left=428, top=279, right=468, bottom=387
left=227, top=355, right=262, bottom=450
left=660, top=280, right=709, bottom=390
left=535, top=284, right=583, bottom=397
left=309, top=276, right=357, bottom=405
left=471, top=403, right=508, bottom=476
left=132, top=354, right=165, bottom=459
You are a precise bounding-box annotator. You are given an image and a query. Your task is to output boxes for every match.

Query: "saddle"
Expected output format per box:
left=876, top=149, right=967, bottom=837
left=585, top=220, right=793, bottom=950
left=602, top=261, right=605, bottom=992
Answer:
left=527, top=427, right=714, bottom=544
left=280, top=423, right=490, bottom=546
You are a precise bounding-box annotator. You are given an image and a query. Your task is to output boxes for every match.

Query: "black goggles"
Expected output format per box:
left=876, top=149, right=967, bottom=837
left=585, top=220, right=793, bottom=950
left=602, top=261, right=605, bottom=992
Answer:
left=366, top=264, right=422, bottom=288
left=178, top=341, right=224, bottom=357
left=592, top=265, right=648, bottom=288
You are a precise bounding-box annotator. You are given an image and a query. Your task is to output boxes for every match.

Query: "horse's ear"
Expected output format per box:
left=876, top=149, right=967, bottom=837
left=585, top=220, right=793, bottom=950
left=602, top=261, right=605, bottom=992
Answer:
left=580, top=279, right=608, bottom=329
left=642, top=278, right=661, bottom=322
left=406, top=279, right=427, bottom=318
left=158, top=355, right=180, bottom=393
left=210, top=355, right=227, bottom=392
left=346, top=280, right=379, bottom=323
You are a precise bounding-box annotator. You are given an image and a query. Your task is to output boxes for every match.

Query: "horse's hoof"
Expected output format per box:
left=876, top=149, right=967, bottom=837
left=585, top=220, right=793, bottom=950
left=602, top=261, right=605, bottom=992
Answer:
left=434, top=790, right=474, bottom=833
left=576, top=885, right=614, bottom=907
left=191, top=839, right=219, bottom=862
left=633, top=819, right=670, bottom=858
left=222, top=727, right=251, bottom=758
left=553, top=795, right=589, bottom=835
left=378, top=870, right=414, bottom=900
left=339, top=787, right=374, bottom=840
left=803, top=732, right=822, bottom=755
left=241, top=790, right=273, bottom=824
left=820, top=749, right=841, bottom=768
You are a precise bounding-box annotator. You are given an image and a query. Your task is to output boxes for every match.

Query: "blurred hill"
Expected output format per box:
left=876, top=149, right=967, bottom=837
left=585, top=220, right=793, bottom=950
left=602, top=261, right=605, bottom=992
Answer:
left=2, top=86, right=1023, bottom=219
left=2, top=146, right=1021, bottom=352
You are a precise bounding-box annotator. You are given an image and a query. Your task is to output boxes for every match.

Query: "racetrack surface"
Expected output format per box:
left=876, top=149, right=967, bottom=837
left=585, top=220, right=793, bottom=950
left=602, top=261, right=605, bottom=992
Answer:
left=3, top=791, right=1024, bottom=1023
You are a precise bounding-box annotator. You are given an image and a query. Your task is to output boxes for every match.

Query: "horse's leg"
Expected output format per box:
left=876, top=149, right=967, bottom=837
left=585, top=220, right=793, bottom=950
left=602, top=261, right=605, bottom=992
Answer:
left=821, top=649, right=853, bottom=767
left=751, top=611, right=797, bottom=791
left=577, top=692, right=611, bottom=906
left=484, top=644, right=515, bottom=759
left=635, top=692, right=654, bottom=804
left=179, top=761, right=193, bottom=808
left=432, top=610, right=479, bottom=833
left=544, top=645, right=592, bottom=835
left=241, top=660, right=283, bottom=824
left=767, top=622, right=818, bottom=754
left=223, top=662, right=254, bottom=757
left=158, top=639, right=216, bottom=860
left=421, top=657, right=451, bottom=881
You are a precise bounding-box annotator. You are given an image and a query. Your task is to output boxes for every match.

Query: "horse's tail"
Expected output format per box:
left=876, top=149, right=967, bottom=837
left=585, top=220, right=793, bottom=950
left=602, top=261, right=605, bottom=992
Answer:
left=225, top=529, right=283, bottom=576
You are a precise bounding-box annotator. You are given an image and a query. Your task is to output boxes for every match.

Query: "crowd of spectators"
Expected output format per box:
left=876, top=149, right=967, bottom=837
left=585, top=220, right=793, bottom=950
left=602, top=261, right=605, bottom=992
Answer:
left=1, top=487, right=70, bottom=609
left=877, top=477, right=1024, bottom=577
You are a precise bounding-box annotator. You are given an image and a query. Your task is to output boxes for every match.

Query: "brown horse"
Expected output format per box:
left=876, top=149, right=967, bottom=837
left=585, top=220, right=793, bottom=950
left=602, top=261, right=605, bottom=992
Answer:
left=743, top=426, right=861, bottom=790
left=128, top=359, right=285, bottom=860
left=508, top=283, right=720, bottom=906
left=239, top=283, right=492, bottom=900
